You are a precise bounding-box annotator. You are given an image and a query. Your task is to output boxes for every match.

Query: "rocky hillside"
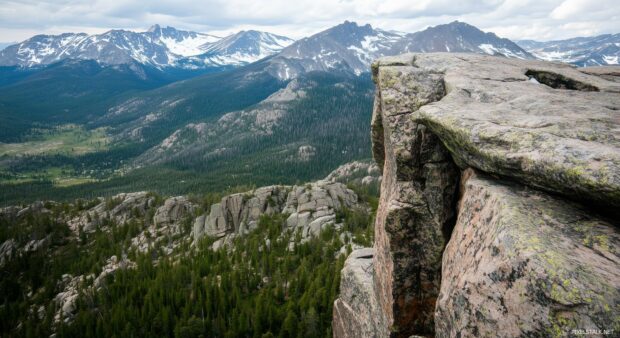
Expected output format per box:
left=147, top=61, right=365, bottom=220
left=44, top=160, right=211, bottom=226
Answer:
left=0, top=161, right=380, bottom=335
left=333, top=53, right=619, bottom=337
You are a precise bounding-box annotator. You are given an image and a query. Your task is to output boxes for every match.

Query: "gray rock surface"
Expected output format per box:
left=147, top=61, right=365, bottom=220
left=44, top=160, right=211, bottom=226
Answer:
left=368, top=54, right=461, bottom=337
left=193, top=185, right=288, bottom=241
left=333, top=248, right=386, bottom=338
left=0, top=239, right=17, bottom=267
left=153, top=196, right=196, bottom=230
left=323, top=161, right=382, bottom=186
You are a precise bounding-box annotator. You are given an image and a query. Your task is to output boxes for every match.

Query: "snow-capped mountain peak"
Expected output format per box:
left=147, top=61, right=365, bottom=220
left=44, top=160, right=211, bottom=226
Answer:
left=0, top=25, right=294, bottom=69
left=267, top=20, right=534, bottom=80
left=391, top=21, right=533, bottom=60
left=146, top=25, right=221, bottom=57
left=270, top=21, right=403, bottom=79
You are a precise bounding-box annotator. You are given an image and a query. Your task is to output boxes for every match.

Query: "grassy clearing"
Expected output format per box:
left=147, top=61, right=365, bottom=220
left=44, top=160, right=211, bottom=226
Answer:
left=0, top=167, right=100, bottom=187
left=0, top=124, right=109, bottom=157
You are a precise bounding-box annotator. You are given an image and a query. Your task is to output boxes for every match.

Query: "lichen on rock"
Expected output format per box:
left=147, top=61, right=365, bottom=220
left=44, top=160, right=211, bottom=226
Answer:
left=436, top=170, right=620, bottom=337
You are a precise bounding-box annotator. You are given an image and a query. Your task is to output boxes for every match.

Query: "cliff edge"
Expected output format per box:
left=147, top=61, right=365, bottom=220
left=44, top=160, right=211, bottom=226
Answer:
left=333, top=53, right=620, bottom=337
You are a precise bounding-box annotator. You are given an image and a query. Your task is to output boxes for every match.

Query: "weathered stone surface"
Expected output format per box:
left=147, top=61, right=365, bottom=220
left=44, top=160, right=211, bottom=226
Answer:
left=333, top=248, right=386, bottom=338
left=285, top=181, right=358, bottom=237
left=377, top=53, right=620, bottom=209
left=53, top=255, right=136, bottom=323
left=437, top=171, right=620, bottom=337
left=193, top=185, right=288, bottom=242
left=323, top=160, right=382, bottom=187
left=0, top=239, right=17, bottom=267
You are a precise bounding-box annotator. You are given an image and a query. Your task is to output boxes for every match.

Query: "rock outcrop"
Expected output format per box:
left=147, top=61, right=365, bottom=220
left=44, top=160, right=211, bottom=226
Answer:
left=334, top=53, right=620, bottom=337
left=153, top=196, right=196, bottom=229
left=67, top=192, right=157, bottom=233
left=193, top=185, right=289, bottom=242
left=323, top=161, right=382, bottom=187
left=192, top=181, right=360, bottom=249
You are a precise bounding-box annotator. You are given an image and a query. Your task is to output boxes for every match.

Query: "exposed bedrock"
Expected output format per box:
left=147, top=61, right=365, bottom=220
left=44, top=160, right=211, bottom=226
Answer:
left=333, top=53, right=620, bottom=338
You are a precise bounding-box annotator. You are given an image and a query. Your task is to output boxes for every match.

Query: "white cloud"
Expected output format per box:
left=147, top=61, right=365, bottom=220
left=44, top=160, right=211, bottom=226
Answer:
left=0, top=0, right=617, bottom=42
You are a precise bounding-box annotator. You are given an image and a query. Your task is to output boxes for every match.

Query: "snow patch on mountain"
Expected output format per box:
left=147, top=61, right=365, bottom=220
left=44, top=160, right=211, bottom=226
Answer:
left=159, top=35, right=219, bottom=56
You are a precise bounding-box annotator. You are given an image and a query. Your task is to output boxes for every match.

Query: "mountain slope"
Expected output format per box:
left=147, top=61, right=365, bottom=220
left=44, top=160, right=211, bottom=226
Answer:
left=0, top=166, right=378, bottom=336
left=147, top=24, right=220, bottom=56
left=197, top=30, right=294, bottom=66
left=266, top=21, right=402, bottom=79
left=517, top=34, right=620, bottom=66
left=93, top=59, right=287, bottom=145
left=133, top=72, right=374, bottom=182
left=0, top=59, right=176, bottom=142
left=393, top=21, right=533, bottom=59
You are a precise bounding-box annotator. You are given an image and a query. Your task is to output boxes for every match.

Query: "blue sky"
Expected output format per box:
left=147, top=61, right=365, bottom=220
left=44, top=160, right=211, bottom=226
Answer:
left=0, top=0, right=618, bottom=42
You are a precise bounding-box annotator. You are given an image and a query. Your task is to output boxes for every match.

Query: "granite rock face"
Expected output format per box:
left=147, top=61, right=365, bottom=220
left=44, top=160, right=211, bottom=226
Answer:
left=153, top=196, right=197, bottom=229
left=323, top=161, right=382, bottom=187
left=193, top=185, right=289, bottom=241
left=334, top=53, right=620, bottom=338
left=369, top=55, right=461, bottom=337
left=437, top=171, right=620, bottom=337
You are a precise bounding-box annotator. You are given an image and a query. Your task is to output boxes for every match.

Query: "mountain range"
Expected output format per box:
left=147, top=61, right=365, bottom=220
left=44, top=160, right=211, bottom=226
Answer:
left=0, top=21, right=536, bottom=76
left=0, top=20, right=618, bottom=205
left=0, top=24, right=294, bottom=69
left=517, top=33, right=620, bottom=66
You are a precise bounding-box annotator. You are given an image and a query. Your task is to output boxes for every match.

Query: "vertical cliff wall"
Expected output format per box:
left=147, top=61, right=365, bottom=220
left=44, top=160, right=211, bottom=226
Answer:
left=334, top=53, right=620, bottom=338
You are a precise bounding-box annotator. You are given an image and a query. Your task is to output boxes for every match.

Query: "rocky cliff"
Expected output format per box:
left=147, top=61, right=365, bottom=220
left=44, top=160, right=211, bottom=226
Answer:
left=333, top=53, right=620, bottom=337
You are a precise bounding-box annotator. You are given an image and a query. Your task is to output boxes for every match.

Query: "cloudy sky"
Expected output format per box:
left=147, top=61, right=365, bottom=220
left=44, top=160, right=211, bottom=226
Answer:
left=0, top=0, right=618, bottom=42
